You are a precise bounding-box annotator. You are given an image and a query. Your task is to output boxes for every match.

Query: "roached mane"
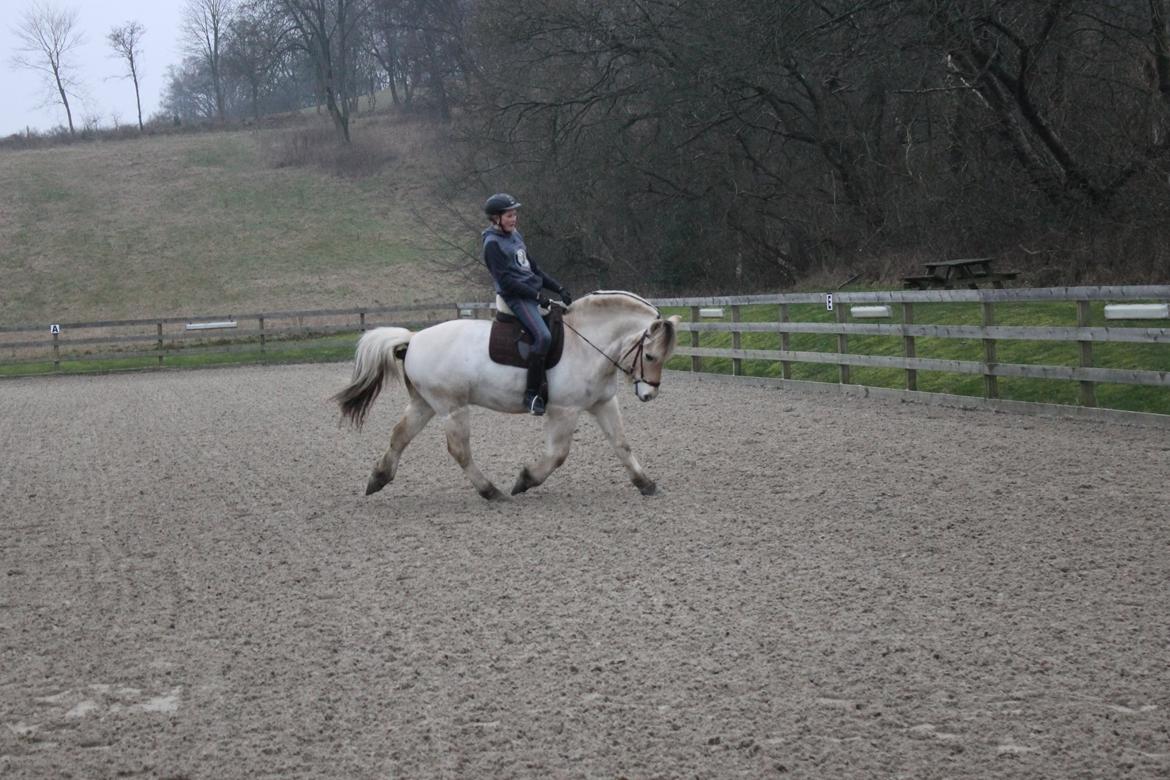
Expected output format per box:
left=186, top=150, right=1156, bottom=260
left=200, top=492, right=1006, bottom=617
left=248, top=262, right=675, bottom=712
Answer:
left=573, top=290, right=660, bottom=318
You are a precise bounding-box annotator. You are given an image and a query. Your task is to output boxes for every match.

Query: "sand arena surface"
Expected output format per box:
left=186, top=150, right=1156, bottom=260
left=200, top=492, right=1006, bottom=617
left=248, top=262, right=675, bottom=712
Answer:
left=1, top=364, right=1168, bottom=778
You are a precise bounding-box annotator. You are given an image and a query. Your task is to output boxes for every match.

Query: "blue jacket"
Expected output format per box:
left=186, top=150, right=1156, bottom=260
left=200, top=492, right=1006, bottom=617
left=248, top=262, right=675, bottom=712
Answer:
left=482, top=227, right=563, bottom=300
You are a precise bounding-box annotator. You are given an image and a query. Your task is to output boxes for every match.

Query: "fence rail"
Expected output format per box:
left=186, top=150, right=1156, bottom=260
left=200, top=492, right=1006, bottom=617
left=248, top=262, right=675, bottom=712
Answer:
left=639, top=286, right=1170, bottom=417
left=0, top=303, right=462, bottom=372
left=3, top=287, right=1169, bottom=420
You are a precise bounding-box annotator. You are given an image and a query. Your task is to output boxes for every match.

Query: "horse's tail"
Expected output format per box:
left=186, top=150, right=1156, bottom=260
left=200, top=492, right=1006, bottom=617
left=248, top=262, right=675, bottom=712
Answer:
left=333, top=327, right=414, bottom=430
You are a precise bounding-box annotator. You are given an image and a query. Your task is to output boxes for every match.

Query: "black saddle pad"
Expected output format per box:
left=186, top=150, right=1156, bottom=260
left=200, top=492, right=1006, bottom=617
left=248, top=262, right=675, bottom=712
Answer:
left=488, top=307, right=565, bottom=369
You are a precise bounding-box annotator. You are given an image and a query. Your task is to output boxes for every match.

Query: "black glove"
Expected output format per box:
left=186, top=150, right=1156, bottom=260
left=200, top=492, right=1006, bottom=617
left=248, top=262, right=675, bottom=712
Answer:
left=559, top=288, right=573, bottom=306
left=536, top=294, right=553, bottom=307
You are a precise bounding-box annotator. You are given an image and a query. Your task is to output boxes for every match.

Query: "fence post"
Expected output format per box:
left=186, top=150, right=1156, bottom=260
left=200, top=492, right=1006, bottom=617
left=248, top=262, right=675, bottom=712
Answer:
left=835, top=303, right=850, bottom=384
left=157, top=322, right=164, bottom=366
left=779, top=303, right=791, bottom=379
left=731, top=304, right=742, bottom=376
left=690, top=306, right=702, bottom=373
left=982, top=301, right=998, bottom=399
left=902, top=302, right=917, bottom=391
left=359, top=311, right=366, bottom=332
left=1077, top=299, right=1096, bottom=407
left=52, top=329, right=60, bottom=371
left=259, top=316, right=266, bottom=354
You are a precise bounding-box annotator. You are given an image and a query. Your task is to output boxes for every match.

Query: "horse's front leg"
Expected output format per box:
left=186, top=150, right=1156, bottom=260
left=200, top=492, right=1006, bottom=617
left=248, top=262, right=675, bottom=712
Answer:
left=367, top=395, right=434, bottom=495
left=588, top=396, right=657, bottom=495
left=444, top=406, right=505, bottom=500
left=511, top=408, right=580, bottom=495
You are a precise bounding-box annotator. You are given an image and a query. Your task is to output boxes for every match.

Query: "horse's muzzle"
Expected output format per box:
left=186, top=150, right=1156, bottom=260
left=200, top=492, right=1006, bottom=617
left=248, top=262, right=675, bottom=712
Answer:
left=634, top=380, right=657, bottom=402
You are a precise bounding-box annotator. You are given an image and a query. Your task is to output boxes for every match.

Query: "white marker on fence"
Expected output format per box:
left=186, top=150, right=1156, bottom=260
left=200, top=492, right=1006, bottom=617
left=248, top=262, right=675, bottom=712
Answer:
left=185, top=321, right=238, bottom=330
left=850, top=305, right=892, bottom=318
left=1103, top=303, right=1169, bottom=319
left=699, top=307, right=724, bottom=318
left=825, top=293, right=833, bottom=311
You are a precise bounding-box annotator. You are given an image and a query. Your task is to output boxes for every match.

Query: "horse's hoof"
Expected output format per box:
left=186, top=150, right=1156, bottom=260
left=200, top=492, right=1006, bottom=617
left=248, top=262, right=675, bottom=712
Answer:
left=365, top=471, right=389, bottom=495
left=511, top=468, right=534, bottom=495
left=480, top=485, right=506, bottom=501
left=638, top=480, right=658, bottom=496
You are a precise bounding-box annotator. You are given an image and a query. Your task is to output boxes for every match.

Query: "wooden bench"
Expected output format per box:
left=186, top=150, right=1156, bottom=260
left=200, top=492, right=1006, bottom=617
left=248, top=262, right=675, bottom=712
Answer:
left=903, top=268, right=1021, bottom=289
left=902, top=275, right=946, bottom=289
left=950, top=271, right=1021, bottom=289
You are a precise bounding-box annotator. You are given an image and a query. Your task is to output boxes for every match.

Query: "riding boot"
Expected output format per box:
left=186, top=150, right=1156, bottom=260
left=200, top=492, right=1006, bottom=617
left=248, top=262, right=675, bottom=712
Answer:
left=524, top=353, right=547, bottom=416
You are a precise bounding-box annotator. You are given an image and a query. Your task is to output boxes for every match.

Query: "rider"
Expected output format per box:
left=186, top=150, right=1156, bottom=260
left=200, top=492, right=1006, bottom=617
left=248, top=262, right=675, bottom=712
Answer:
left=481, top=193, right=573, bottom=416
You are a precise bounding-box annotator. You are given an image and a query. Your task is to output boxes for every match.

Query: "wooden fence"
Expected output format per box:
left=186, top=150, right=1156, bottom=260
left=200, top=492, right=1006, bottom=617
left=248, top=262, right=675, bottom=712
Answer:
left=0, top=303, right=463, bottom=373
left=3, top=286, right=1168, bottom=421
left=640, top=285, right=1170, bottom=419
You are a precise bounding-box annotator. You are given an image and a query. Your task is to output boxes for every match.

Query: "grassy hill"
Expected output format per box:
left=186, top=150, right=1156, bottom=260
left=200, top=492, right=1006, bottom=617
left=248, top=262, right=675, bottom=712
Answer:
left=0, top=113, right=481, bottom=326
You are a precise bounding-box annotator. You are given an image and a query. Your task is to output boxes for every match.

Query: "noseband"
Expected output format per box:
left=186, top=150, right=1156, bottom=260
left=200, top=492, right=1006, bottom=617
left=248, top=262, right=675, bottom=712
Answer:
left=619, top=331, right=660, bottom=389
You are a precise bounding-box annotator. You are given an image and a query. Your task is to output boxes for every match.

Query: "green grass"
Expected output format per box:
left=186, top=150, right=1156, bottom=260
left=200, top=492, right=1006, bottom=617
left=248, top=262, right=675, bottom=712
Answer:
left=663, top=297, right=1170, bottom=415
left=0, top=332, right=360, bottom=377
left=0, top=119, right=473, bottom=325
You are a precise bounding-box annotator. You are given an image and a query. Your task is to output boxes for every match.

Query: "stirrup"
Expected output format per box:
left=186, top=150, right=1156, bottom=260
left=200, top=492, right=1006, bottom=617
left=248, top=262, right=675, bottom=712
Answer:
left=525, top=393, right=546, bottom=416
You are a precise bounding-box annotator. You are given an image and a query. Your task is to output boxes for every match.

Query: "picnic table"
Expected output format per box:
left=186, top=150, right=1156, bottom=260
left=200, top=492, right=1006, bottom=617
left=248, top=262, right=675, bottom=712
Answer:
left=903, top=257, right=1020, bottom=289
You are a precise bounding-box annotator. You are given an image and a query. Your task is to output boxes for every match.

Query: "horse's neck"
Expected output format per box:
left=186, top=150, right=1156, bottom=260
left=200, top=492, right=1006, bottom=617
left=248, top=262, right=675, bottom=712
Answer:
left=569, top=307, right=653, bottom=355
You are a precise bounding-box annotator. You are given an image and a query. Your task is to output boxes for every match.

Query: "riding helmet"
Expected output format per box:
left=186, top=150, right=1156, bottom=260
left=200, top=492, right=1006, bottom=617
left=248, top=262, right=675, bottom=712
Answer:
left=484, top=193, right=521, bottom=215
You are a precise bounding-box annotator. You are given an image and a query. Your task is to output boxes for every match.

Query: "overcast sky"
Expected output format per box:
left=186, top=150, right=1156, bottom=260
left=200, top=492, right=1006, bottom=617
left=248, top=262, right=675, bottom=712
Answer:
left=3, top=1, right=186, bottom=137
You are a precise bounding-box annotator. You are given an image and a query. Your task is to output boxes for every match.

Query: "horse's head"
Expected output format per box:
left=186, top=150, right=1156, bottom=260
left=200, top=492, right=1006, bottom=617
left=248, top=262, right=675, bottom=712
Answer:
left=567, top=291, right=682, bottom=402
left=627, top=314, right=682, bottom=402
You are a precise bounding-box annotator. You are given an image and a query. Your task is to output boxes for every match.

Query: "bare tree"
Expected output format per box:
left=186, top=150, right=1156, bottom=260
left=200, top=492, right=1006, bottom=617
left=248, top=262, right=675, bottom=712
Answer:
left=369, top=0, right=472, bottom=119
left=455, top=0, right=1170, bottom=289
left=11, top=1, right=85, bottom=135
left=277, top=0, right=370, bottom=142
left=182, top=0, right=235, bottom=122
left=224, top=1, right=289, bottom=121
left=108, top=21, right=146, bottom=131
left=161, top=57, right=220, bottom=121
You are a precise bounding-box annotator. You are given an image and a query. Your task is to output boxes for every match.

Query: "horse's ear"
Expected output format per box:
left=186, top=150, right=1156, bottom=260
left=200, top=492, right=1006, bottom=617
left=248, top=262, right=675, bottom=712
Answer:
left=653, top=315, right=682, bottom=350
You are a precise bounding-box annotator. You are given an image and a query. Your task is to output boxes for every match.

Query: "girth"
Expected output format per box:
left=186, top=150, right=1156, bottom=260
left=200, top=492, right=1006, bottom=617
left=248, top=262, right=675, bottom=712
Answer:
left=488, top=306, right=565, bottom=369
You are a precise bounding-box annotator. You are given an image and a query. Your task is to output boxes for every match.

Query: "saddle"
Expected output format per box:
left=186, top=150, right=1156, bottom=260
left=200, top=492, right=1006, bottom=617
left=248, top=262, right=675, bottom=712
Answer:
left=488, top=304, right=565, bottom=369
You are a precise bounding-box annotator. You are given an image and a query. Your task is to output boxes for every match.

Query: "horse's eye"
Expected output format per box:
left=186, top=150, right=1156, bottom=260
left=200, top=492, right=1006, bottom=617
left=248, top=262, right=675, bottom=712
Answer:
left=646, top=355, right=657, bottom=363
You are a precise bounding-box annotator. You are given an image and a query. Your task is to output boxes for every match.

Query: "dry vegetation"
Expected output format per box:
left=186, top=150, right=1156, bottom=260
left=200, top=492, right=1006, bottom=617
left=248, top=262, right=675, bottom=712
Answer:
left=0, top=111, right=482, bottom=326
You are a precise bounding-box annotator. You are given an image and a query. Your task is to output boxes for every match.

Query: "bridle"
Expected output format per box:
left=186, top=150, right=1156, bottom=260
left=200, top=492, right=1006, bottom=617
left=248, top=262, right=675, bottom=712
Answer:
left=618, top=331, right=660, bottom=390
left=561, top=317, right=660, bottom=389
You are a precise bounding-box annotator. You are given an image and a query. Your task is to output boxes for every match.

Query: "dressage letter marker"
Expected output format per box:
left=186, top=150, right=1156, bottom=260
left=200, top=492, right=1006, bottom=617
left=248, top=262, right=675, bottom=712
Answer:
left=825, top=294, right=833, bottom=311
left=185, top=321, right=238, bottom=330
left=50, top=324, right=61, bottom=334
left=1104, top=303, right=1169, bottom=319
left=850, top=305, right=892, bottom=318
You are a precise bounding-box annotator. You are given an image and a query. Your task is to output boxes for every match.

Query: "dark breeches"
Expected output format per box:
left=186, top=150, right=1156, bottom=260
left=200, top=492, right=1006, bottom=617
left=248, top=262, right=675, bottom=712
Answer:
left=508, top=297, right=552, bottom=356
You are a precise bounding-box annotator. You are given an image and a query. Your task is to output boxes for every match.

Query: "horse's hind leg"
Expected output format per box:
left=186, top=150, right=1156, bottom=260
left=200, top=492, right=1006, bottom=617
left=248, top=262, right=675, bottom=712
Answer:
left=444, top=406, right=505, bottom=500
left=367, top=394, right=434, bottom=495
left=588, top=396, right=657, bottom=495
left=511, top=408, right=580, bottom=495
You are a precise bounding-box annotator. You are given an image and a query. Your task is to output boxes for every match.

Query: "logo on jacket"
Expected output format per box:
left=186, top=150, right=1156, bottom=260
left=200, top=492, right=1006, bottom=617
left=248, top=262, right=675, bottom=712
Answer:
left=516, top=248, right=530, bottom=269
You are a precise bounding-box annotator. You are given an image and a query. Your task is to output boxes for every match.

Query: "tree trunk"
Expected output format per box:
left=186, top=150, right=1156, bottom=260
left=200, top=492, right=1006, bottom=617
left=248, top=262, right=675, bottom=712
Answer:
left=54, top=66, right=75, bottom=135
left=132, top=69, right=144, bottom=131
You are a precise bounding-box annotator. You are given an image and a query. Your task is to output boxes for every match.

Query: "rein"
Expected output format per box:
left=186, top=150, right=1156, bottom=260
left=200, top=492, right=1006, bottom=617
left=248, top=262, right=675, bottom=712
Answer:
left=561, top=317, right=660, bottom=388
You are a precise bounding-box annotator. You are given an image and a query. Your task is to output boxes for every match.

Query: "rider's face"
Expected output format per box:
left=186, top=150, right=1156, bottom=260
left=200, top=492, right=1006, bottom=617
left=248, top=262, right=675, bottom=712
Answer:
left=499, top=209, right=518, bottom=233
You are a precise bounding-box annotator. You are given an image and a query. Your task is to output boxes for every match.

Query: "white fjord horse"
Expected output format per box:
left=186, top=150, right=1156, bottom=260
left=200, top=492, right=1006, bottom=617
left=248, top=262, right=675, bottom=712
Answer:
left=333, top=291, right=682, bottom=500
